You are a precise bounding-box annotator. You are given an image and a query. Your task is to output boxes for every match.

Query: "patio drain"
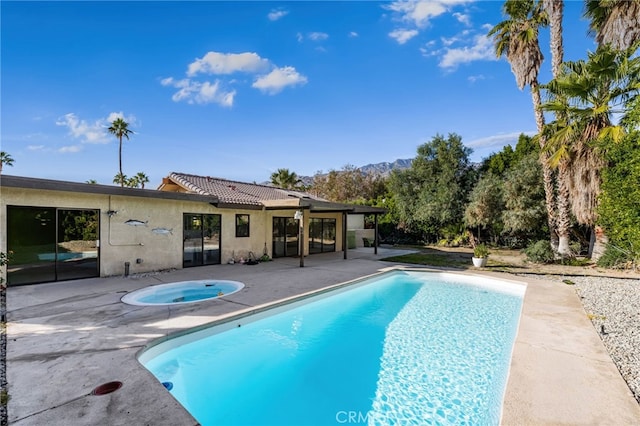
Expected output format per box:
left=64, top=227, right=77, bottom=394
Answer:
left=91, top=381, right=123, bottom=396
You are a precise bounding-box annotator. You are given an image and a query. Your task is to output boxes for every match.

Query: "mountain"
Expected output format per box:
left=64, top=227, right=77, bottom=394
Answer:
left=265, top=158, right=413, bottom=187
left=358, top=158, right=413, bottom=176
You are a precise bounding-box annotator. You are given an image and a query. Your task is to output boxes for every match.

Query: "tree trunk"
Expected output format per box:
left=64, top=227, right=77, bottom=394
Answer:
left=530, top=81, right=559, bottom=249
left=556, top=161, right=572, bottom=256
left=119, top=136, right=124, bottom=187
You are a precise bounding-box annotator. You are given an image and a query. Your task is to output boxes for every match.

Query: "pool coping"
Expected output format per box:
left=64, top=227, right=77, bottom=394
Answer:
left=6, top=249, right=640, bottom=425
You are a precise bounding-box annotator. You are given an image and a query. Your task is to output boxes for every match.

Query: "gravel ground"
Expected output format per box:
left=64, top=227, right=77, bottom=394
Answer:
left=524, top=274, right=640, bottom=404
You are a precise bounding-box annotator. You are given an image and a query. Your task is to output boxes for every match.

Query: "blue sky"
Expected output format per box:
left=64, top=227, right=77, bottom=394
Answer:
left=2, top=1, right=597, bottom=187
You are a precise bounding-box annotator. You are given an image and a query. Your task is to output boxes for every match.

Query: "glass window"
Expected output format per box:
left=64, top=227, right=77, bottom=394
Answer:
left=184, top=213, right=221, bottom=267
left=236, top=214, right=250, bottom=238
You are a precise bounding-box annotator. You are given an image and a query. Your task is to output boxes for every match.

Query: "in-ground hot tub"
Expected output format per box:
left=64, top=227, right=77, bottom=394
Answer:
left=121, top=280, right=244, bottom=306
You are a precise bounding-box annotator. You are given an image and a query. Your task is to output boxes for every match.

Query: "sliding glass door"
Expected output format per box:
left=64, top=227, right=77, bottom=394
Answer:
left=309, top=218, right=336, bottom=254
left=272, top=217, right=299, bottom=258
left=7, top=206, right=99, bottom=285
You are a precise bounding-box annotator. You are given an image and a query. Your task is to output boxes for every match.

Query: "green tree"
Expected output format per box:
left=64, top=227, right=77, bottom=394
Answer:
left=130, top=172, right=150, bottom=189
left=489, top=0, right=562, bottom=252
left=270, top=168, right=302, bottom=190
left=113, top=172, right=128, bottom=187
left=501, top=153, right=548, bottom=242
left=598, top=132, right=640, bottom=263
left=389, top=133, right=475, bottom=242
left=464, top=173, right=505, bottom=243
left=0, top=152, right=14, bottom=174
left=108, top=118, right=134, bottom=187
left=542, top=42, right=640, bottom=257
left=311, top=165, right=385, bottom=203
left=480, top=134, right=539, bottom=177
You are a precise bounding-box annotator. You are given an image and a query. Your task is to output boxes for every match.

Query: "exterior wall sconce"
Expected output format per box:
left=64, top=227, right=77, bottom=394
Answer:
left=294, top=210, right=303, bottom=221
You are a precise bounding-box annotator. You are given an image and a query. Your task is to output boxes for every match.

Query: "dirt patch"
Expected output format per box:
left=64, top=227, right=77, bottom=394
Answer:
left=389, top=245, right=640, bottom=279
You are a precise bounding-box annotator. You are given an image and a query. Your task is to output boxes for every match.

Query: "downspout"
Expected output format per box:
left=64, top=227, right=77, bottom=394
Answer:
left=374, top=213, right=379, bottom=255
left=343, top=211, right=348, bottom=260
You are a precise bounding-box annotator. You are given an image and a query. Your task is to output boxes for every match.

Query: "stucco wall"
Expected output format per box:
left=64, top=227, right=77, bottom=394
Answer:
left=1, top=186, right=345, bottom=281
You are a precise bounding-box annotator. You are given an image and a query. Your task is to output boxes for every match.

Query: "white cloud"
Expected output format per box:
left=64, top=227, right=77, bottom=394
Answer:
left=161, top=77, right=236, bottom=107
left=467, top=132, right=535, bottom=149
left=441, top=35, right=460, bottom=47
left=296, top=32, right=304, bottom=42
left=164, top=51, right=307, bottom=105
left=389, top=29, right=419, bottom=44
left=385, top=0, right=471, bottom=28
left=55, top=112, right=138, bottom=145
left=27, top=145, right=45, bottom=151
left=349, top=31, right=359, bottom=38
left=439, top=33, right=496, bottom=69
left=59, top=145, right=83, bottom=153
left=308, top=32, right=329, bottom=41
left=252, top=66, right=308, bottom=94
left=56, top=113, right=108, bottom=144
left=467, top=74, right=485, bottom=83
left=187, top=52, right=270, bottom=76
left=268, top=9, right=288, bottom=21
left=106, top=111, right=138, bottom=126
left=453, top=12, right=471, bottom=26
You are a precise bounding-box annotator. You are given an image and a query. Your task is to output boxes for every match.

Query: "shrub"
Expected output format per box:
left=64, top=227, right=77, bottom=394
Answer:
left=596, top=244, right=636, bottom=269
left=473, top=243, right=490, bottom=258
left=523, top=240, right=555, bottom=264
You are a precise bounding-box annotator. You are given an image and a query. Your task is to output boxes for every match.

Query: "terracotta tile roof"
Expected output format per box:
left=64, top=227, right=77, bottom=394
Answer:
left=165, top=172, right=327, bottom=206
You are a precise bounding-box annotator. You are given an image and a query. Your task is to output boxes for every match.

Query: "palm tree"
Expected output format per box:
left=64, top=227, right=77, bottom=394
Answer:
left=131, top=172, right=150, bottom=189
left=270, top=168, right=302, bottom=189
left=86, top=179, right=98, bottom=184
left=113, top=172, right=128, bottom=187
left=0, top=151, right=14, bottom=174
left=542, top=42, right=640, bottom=257
left=488, top=0, right=570, bottom=254
left=543, top=0, right=572, bottom=256
left=543, top=0, right=564, bottom=77
left=585, top=0, right=640, bottom=50
left=107, top=118, right=134, bottom=187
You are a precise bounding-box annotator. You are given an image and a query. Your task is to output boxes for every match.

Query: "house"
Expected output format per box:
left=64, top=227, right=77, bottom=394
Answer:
left=0, top=173, right=384, bottom=285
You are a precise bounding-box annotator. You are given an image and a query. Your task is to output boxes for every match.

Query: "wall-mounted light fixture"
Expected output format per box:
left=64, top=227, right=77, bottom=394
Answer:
left=106, top=210, right=118, bottom=218
left=294, top=210, right=303, bottom=221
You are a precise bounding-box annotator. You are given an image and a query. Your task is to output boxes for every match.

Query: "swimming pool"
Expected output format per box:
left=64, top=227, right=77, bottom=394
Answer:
left=121, top=280, right=244, bottom=306
left=139, top=270, right=525, bottom=425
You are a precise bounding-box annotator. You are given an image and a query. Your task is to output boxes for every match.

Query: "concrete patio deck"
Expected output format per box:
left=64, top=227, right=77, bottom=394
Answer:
left=7, top=248, right=640, bottom=425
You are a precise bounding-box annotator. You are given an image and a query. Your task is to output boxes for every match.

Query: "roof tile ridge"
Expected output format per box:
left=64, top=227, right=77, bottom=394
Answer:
left=170, top=173, right=208, bottom=195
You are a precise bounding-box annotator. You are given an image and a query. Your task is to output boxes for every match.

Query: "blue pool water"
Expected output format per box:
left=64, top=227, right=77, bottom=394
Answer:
left=121, top=280, right=244, bottom=306
left=140, top=271, right=524, bottom=425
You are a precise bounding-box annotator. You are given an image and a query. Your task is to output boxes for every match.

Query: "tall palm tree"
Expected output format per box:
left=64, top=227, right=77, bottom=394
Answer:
left=543, top=0, right=572, bottom=256
left=585, top=0, right=640, bottom=50
left=113, top=172, right=128, bottom=187
left=107, top=118, right=134, bottom=187
left=544, top=0, right=564, bottom=77
left=0, top=151, right=14, bottom=174
left=270, top=168, right=302, bottom=189
left=488, top=0, right=570, bottom=253
left=542, top=42, right=640, bottom=257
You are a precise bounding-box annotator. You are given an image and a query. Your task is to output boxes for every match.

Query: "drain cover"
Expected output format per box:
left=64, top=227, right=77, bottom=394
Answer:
left=91, top=381, right=123, bottom=396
